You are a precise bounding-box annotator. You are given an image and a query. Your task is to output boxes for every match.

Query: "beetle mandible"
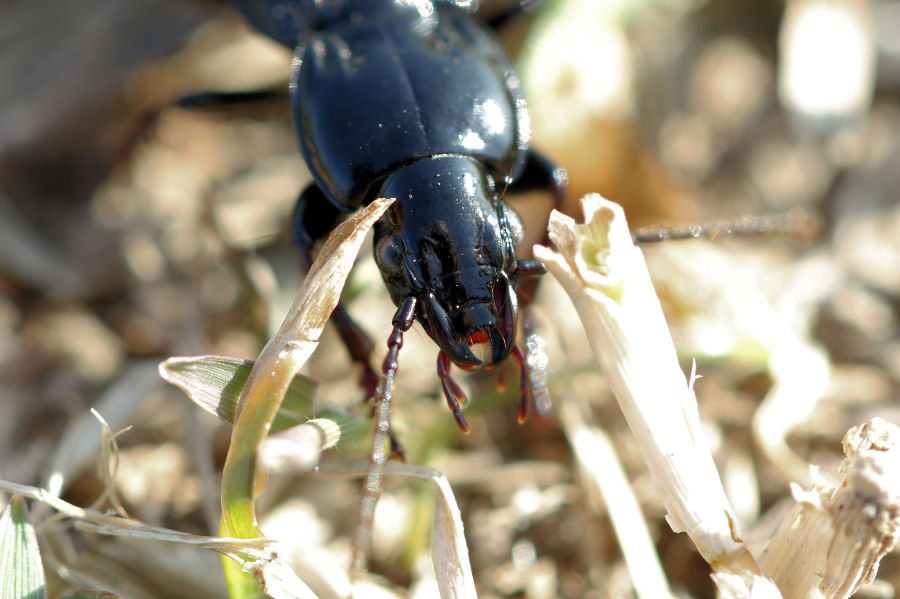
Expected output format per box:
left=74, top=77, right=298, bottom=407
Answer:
left=233, top=0, right=567, bottom=432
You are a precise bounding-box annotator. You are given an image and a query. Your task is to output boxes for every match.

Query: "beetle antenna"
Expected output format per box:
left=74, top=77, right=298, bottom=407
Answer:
left=378, top=297, right=417, bottom=458
left=354, top=295, right=417, bottom=575
left=380, top=296, right=417, bottom=406
left=631, top=210, right=817, bottom=244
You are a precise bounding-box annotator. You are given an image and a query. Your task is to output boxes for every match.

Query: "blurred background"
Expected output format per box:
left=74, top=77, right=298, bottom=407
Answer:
left=2, top=0, right=899, bottom=597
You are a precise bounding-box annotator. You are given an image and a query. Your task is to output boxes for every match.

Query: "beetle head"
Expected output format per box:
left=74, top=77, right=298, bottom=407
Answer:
left=374, top=156, right=521, bottom=366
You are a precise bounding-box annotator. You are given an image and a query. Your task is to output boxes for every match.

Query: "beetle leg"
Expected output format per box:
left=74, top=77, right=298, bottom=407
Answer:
left=292, top=184, right=345, bottom=267
left=437, top=352, right=470, bottom=433
left=495, top=360, right=508, bottom=393
left=506, top=149, right=568, bottom=212
left=506, top=149, right=568, bottom=306
left=329, top=307, right=378, bottom=398
left=502, top=149, right=564, bottom=420
left=522, top=312, right=552, bottom=417
left=483, top=0, right=550, bottom=30
left=511, top=343, right=531, bottom=423
left=514, top=259, right=548, bottom=278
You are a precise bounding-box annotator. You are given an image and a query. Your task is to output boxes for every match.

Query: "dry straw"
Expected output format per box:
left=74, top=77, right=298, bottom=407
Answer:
left=534, top=194, right=900, bottom=599
left=535, top=195, right=777, bottom=597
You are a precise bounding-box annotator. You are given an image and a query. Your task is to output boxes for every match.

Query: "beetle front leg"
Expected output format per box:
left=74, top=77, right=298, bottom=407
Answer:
left=511, top=343, right=532, bottom=423
left=504, top=150, right=566, bottom=421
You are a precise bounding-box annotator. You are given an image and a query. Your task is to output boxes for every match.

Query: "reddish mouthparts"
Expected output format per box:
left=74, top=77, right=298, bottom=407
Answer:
left=467, top=331, right=490, bottom=344
left=462, top=330, right=493, bottom=369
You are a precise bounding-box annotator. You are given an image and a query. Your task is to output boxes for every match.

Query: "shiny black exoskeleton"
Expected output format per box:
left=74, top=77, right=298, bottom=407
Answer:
left=234, top=0, right=565, bottom=431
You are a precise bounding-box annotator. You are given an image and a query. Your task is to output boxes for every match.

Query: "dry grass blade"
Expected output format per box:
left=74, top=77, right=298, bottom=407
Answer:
left=219, top=197, right=394, bottom=594
left=0, top=481, right=270, bottom=557
left=90, top=409, right=130, bottom=519
left=431, top=472, right=477, bottom=599
left=0, top=479, right=311, bottom=599
left=44, top=361, right=160, bottom=500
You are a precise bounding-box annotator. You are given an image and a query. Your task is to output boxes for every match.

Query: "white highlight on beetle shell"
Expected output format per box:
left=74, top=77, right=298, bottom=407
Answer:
left=398, top=0, right=434, bottom=19
left=475, top=98, right=507, bottom=135
left=458, top=130, right=485, bottom=150
left=462, top=171, right=478, bottom=198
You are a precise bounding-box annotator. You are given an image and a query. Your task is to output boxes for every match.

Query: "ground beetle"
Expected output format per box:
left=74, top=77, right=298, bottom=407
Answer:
left=232, top=0, right=566, bottom=432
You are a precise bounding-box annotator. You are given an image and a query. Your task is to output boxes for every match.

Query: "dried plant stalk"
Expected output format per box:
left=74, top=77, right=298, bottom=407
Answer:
left=760, top=417, right=900, bottom=599
left=560, top=400, right=672, bottom=598
left=752, top=335, right=831, bottom=488
left=533, top=195, right=780, bottom=597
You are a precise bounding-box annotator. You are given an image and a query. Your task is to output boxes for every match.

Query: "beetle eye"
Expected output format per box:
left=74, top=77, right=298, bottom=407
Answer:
left=375, top=235, right=404, bottom=276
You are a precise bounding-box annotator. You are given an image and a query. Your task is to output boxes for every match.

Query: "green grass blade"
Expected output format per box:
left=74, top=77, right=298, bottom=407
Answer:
left=0, top=496, right=47, bottom=599
left=159, top=355, right=367, bottom=446
left=159, top=355, right=316, bottom=433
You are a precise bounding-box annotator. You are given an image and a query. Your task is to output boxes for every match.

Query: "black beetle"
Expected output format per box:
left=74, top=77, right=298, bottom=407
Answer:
left=232, top=0, right=566, bottom=432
